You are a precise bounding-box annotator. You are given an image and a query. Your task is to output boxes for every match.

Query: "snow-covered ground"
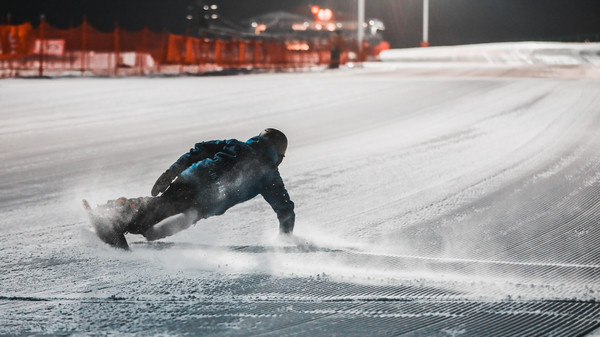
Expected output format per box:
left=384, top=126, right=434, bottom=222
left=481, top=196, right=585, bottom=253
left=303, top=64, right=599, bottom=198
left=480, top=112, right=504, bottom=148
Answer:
left=1, top=42, right=600, bottom=336
left=376, top=41, right=600, bottom=79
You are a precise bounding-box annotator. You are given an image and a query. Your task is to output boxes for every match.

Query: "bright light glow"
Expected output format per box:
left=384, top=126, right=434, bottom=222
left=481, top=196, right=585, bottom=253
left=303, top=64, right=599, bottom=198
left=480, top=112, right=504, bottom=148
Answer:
left=210, top=4, right=218, bottom=10
left=326, top=23, right=336, bottom=31
left=315, top=23, right=322, bottom=30
left=285, top=42, right=310, bottom=51
left=292, top=23, right=308, bottom=31
left=317, top=8, right=333, bottom=21
left=311, top=6, right=320, bottom=15
left=254, top=24, right=267, bottom=35
left=211, top=14, right=218, bottom=19
left=251, top=22, right=258, bottom=28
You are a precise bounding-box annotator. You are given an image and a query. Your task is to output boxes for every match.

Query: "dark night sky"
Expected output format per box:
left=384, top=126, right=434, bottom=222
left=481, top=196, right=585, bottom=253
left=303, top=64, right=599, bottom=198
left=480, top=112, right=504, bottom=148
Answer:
left=2, top=0, right=600, bottom=48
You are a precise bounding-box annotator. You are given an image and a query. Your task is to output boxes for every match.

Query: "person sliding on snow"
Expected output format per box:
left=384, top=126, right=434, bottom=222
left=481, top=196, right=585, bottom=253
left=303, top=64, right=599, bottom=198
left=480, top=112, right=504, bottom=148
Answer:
left=88, top=128, right=294, bottom=250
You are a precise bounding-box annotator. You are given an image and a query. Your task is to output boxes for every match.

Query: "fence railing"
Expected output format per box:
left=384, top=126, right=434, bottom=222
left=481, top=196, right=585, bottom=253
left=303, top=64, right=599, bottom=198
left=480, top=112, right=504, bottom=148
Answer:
left=0, top=19, right=389, bottom=77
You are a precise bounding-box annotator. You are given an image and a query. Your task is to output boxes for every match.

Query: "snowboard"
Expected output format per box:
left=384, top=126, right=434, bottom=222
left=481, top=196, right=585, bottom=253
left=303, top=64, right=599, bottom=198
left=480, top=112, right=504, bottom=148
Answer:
left=82, top=199, right=130, bottom=250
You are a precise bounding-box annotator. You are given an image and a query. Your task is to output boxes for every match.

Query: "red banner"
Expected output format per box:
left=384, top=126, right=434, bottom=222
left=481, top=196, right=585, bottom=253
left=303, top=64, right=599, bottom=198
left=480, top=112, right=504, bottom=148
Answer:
left=0, top=23, right=35, bottom=59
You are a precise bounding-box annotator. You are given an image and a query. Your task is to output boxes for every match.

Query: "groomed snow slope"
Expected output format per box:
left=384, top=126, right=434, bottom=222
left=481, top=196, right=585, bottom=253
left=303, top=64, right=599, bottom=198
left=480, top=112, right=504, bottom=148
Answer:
left=1, top=42, right=600, bottom=336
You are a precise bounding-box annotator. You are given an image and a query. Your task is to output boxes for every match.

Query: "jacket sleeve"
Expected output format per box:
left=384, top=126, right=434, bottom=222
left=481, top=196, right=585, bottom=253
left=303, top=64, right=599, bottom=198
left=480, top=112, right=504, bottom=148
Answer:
left=167, top=140, right=228, bottom=177
left=261, top=172, right=295, bottom=234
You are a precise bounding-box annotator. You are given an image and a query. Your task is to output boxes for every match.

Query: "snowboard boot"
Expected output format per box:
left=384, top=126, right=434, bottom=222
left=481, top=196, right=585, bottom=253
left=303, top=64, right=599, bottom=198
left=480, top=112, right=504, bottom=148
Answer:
left=92, top=216, right=130, bottom=250
left=88, top=198, right=131, bottom=250
left=93, top=197, right=151, bottom=250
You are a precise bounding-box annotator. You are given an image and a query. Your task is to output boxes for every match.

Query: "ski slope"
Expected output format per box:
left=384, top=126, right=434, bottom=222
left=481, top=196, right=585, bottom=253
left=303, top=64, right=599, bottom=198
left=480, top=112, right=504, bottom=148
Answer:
left=1, top=42, right=600, bottom=336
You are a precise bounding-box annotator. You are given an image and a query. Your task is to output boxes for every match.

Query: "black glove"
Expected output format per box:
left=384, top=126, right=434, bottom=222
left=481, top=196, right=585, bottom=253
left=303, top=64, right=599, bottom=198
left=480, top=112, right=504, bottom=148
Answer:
left=151, top=170, right=175, bottom=196
left=279, top=218, right=294, bottom=235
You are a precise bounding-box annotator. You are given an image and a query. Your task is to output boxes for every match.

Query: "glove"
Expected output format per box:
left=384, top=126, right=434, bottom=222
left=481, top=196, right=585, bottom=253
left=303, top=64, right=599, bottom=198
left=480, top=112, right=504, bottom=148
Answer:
left=151, top=170, right=175, bottom=196
left=279, top=218, right=294, bottom=235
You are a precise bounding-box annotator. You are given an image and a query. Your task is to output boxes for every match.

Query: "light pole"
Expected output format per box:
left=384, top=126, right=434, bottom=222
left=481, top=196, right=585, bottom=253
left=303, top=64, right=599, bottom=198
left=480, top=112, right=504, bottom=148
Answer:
left=422, top=0, right=429, bottom=47
left=358, top=0, right=365, bottom=60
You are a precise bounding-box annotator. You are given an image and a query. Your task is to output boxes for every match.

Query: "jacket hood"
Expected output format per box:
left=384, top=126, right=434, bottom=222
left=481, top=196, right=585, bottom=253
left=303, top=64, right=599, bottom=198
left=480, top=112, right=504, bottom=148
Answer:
left=247, top=136, right=279, bottom=166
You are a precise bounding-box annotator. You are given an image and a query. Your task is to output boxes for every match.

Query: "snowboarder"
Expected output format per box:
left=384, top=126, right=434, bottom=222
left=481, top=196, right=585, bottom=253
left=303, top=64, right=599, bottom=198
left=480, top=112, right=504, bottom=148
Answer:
left=87, top=128, right=295, bottom=250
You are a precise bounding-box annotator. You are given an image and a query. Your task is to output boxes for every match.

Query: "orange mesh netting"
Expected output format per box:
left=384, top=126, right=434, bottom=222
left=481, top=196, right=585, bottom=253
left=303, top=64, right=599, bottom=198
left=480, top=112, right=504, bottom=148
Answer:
left=0, top=19, right=388, bottom=77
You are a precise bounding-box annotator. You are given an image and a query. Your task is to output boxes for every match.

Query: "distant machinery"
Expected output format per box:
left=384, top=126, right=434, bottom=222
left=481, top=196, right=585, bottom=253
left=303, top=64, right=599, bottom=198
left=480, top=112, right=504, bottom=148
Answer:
left=242, top=7, right=386, bottom=48
left=182, top=2, right=389, bottom=61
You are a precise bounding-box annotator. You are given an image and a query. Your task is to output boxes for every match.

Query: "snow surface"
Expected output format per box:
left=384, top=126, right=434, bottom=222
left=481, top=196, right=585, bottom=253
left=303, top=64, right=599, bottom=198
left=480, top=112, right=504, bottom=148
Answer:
left=376, top=41, right=600, bottom=79
left=1, top=42, right=600, bottom=336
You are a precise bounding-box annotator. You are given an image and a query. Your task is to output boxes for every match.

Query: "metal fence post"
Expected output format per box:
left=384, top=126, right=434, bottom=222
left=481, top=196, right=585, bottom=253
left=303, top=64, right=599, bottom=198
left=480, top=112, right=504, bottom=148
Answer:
left=39, top=15, right=45, bottom=77
left=114, top=21, right=120, bottom=76
left=81, top=16, right=87, bottom=76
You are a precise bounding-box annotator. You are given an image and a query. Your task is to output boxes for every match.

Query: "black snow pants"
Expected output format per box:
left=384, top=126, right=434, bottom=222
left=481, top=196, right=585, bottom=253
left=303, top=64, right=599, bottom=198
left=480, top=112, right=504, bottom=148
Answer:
left=126, top=179, right=200, bottom=240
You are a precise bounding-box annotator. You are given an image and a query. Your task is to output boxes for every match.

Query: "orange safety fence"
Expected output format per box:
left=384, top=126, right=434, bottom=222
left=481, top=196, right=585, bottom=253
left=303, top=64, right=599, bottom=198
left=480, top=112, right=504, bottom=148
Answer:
left=0, top=19, right=389, bottom=77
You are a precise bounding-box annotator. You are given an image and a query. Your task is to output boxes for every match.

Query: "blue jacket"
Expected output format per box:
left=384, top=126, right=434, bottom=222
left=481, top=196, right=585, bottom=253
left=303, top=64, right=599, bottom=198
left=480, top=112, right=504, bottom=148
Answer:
left=167, top=136, right=294, bottom=233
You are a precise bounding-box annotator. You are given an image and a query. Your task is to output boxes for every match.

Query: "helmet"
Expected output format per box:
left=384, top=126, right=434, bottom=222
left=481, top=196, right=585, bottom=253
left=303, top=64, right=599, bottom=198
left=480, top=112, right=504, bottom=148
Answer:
left=259, top=128, right=287, bottom=165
